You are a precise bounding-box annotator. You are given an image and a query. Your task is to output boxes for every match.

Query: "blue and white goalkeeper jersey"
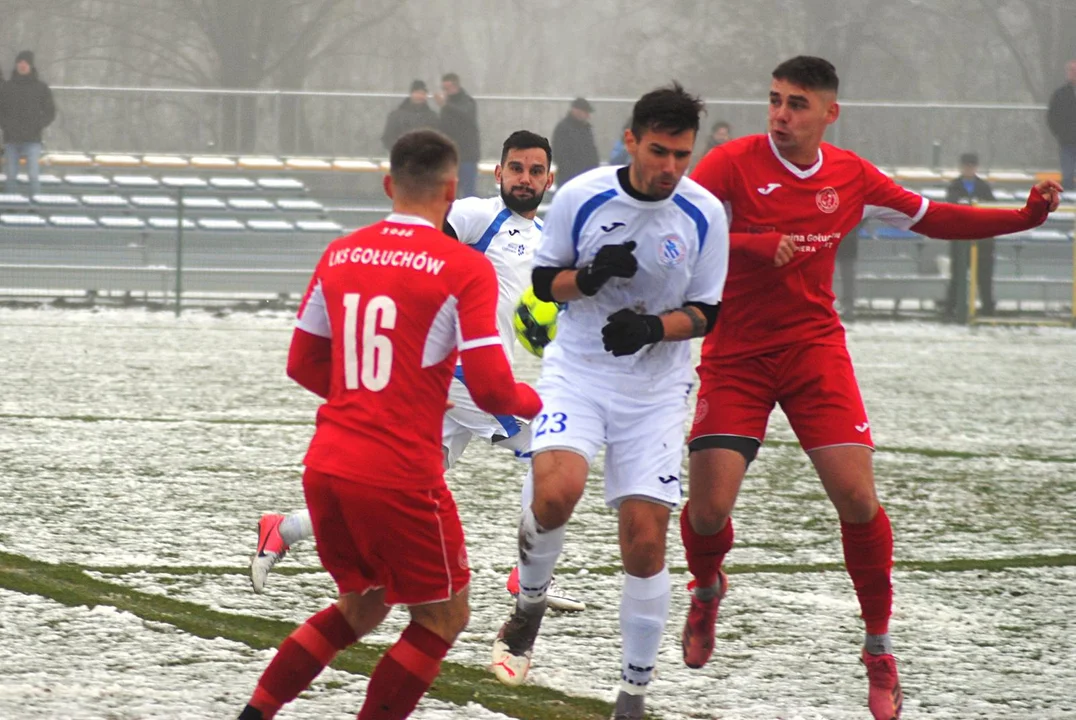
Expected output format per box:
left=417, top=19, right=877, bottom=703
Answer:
left=534, top=166, right=729, bottom=385
left=448, top=195, right=542, bottom=366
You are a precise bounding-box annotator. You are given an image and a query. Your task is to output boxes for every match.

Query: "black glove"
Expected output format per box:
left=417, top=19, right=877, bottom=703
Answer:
left=602, top=308, right=664, bottom=357
left=576, top=240, right=638, bottom=296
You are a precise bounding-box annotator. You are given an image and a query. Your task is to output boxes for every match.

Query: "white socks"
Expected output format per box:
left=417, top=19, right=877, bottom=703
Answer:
left=619, top=566, right=671, bottom=693
left=279, top=509, right=314, bottom=547
left=516, top=505, right=566, bottom=603
left=519, top=467, right=535, bottom=512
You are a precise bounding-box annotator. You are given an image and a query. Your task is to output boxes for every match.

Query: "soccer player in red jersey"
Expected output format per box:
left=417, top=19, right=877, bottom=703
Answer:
left=237, top=129, right=541, bottom=720
left=680, top=56, right=1061, bottom=720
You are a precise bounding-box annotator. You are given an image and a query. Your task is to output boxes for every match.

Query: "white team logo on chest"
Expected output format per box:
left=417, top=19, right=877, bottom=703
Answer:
left=658, top=235, right=687, bottom=268
left=504, top=227, right=535, bottom=257
left=505, top=241, right=530, bottom=257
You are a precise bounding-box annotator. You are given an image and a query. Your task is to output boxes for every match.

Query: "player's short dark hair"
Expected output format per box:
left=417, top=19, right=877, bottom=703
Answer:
left=959, top=152, right=980, bottom=166
left=630, top=82, right=704, bottom=139
left=711, top=120, right=731, bottom=133
left=390, top=129, right=459, bottom=198
left=441, top=72, right=460, bottom=85
left=500, top=130, right=552, bottom=167
left=772, top=56, right=839, bottom=93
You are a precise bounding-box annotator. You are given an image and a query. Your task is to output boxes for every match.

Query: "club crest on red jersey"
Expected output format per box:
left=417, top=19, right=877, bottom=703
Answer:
left=816, top=187, right=839, bottom=214
left=693, top=398, right=709, bottom=425
left=659, top=235, right=687, bottom=268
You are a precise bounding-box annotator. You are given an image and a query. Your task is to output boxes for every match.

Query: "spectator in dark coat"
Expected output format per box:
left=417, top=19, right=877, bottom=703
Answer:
left=380, top=80, right=439, bottom=152
left=435, top=72, right=480, bottom=197
left=0, top=51, right=55, bottom=196
left=944, top=152, right=997, bottom=318
left=551, top=97, right=600, bottom=186
left=1046, top=59, right=1076, bottom=191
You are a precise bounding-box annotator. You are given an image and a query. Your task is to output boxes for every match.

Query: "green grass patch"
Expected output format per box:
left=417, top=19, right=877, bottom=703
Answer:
left=0, top=551, right=616, bottom=720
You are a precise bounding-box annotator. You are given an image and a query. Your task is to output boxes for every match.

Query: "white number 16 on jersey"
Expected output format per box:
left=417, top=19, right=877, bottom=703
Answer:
left=343, top=293, right=396, bottom=391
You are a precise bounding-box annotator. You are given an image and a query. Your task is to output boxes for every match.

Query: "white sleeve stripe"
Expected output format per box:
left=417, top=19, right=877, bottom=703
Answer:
left=862, top=195, right=930, bottom=231
left=910, top=196, right=930, bottom=225
left=296, top=281, right=331, bottom=338
left=459, top=336, right=502, bottom=351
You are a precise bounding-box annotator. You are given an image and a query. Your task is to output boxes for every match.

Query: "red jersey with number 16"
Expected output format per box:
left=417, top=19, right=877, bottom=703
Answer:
left=295, top=214, right=503, bottom=489
left=691, top=134, right=929, bottom=359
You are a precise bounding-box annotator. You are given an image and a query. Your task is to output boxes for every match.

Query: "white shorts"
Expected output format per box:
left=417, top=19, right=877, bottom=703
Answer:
left=529, top=368, right=691, bottom=508
left=442, top=375, right=532, bottom=469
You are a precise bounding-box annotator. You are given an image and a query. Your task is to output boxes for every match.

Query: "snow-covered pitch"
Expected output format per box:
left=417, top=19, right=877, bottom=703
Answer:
left=0, top=307, right=1073, bottom=719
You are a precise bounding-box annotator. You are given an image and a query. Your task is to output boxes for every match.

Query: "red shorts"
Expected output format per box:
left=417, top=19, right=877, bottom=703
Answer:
left=302, top=468, right=470, bottom=605
left=691, top=342, right=873, bottom=452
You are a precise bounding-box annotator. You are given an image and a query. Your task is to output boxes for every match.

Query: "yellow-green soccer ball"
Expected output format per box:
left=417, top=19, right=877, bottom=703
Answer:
left=513, top=287, right=561, bottom=358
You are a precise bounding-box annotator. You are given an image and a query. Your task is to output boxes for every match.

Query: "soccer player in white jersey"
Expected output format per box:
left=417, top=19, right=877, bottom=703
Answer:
left=490, top=84, right=730, bottom=720
left=250, top=131, right=584, bottom=612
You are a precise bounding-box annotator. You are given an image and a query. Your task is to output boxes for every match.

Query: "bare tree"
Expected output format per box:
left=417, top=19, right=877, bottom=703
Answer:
left=33, top=0, right=404, bottom=152
left=976, top=0, right=1075, bottom=101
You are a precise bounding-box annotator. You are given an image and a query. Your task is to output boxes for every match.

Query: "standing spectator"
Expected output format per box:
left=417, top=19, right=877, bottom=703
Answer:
left=0, top=51, right=55, bottom=197
left=551, top=96, right=600, bottom=186
left=608, top=117, right=632, bottom=165
left=836, top=221, right=863, bottom=322
left=1047, top=59, right=1076, bottom=191
left=705, top=120, right=732, bottom=152
left=944, top=152, right=997, bottom=318
left=436, top=72, right=480, bottom=198
left=380, top=79, right=439, bottom=152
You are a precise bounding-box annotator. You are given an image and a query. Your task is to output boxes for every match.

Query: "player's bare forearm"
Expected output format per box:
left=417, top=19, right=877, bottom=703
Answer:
left=550, top=269, right=586, bottom=302
left=661, top=305, right=708, bottom=341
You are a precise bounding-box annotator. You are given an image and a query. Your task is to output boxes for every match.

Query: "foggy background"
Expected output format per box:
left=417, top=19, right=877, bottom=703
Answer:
left=0, top=0, right=1072, bottom=168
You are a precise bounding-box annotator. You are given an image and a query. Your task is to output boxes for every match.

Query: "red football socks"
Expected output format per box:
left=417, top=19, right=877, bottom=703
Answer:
left=357, top=621, right=451, bottom=719
left=840, top=506, right=894, bottom=635
left=680, top=502, right=734, bottom=589
left=247, top=604, right=358, bottom=719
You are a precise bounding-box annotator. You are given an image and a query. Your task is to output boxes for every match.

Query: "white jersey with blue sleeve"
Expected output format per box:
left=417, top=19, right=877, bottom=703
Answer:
left=534, top=165, right=729, bottom=386
left=448, top=195, right=543, bottom=365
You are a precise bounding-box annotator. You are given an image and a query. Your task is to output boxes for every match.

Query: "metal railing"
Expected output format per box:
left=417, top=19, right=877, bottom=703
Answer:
left=44, top=86, right=1059, bottom=170
left=0, top=186, right=346, bottom=314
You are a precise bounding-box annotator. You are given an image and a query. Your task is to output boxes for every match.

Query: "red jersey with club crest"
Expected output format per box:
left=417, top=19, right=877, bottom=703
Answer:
left=691, top=134, right=927, bottom=359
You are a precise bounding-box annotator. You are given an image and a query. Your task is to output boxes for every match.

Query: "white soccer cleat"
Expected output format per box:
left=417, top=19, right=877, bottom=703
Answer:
left=491, top=599, right=546, bottom=686
left=250, top=513, right=289, bottom=593
left=506, top=566, right=586, bottom=613
left=491, top=635, right=533, bottom=686
left=250, top=551, right=284, bottom=593
left=546, top=576, right=586, bottom=613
